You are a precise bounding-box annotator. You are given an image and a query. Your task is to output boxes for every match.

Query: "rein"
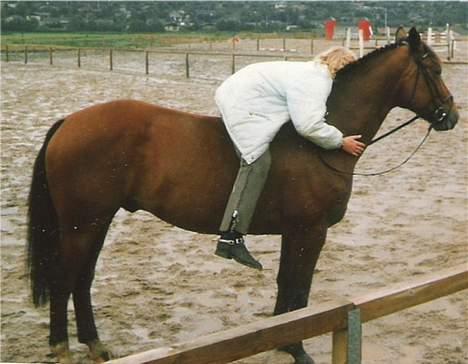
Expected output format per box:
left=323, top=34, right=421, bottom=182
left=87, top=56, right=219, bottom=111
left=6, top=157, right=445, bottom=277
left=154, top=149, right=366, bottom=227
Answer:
left=368, top=114, right=420, bottom=146
left=319, top=120, right=432, bottom=177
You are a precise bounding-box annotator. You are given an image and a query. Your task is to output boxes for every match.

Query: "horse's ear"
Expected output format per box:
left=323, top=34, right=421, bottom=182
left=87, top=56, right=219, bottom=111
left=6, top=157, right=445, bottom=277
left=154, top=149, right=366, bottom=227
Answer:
left=408, top=27, right=422, bottom=50
left=395, top=26, right=407, bottom=43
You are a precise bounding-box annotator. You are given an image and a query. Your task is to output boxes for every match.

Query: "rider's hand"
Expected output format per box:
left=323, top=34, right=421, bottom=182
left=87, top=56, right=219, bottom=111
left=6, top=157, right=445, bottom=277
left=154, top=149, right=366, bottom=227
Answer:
left=342, top=135, right=366, bottom=156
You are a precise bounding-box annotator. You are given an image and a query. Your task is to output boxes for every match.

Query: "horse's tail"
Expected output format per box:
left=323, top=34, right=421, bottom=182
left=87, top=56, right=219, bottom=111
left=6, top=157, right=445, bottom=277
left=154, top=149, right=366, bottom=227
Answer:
left=27, top=119, right=65, bottom=307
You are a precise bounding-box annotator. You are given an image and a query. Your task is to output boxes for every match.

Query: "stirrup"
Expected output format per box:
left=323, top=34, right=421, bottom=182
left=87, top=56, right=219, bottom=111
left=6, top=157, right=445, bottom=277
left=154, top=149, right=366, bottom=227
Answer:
left=218, top=236, right=244, bottom=246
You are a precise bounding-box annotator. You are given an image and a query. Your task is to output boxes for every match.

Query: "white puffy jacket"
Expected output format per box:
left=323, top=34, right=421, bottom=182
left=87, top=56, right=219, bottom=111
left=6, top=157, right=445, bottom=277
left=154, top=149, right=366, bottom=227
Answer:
left=215, top=60, right=343, bottom=164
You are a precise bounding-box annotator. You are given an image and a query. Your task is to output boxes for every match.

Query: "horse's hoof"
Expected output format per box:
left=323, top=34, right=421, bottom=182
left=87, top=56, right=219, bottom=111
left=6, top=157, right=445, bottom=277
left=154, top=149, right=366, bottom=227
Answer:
left=87, top=339, right=112, bottom=363
left=294, top=353, right=315, bottom=364
left=279, top=344, right=315, bottom=364
left=51, top=342, right=74, bottom=364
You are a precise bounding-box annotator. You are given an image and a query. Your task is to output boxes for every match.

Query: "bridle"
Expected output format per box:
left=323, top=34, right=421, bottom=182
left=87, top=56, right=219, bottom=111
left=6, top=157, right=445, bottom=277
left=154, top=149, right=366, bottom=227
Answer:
left=412, top=51, right=454, bottom=129
left=320, top=45, right=454, bottom=177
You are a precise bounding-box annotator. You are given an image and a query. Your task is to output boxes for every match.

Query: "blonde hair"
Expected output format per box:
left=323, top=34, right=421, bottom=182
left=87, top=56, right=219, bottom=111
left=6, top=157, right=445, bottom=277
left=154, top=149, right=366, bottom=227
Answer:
left=315, top=47, right=357, bottom=78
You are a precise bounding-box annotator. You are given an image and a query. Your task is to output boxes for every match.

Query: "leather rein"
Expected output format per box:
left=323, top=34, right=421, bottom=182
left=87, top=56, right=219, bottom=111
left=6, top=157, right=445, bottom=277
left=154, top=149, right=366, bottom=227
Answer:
left=319, top=50, right=453, bottom=177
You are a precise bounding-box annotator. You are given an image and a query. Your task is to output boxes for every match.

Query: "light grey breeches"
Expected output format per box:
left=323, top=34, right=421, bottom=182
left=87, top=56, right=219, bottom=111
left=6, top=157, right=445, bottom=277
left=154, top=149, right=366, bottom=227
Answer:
left=219, top=149, right=272, bottom=234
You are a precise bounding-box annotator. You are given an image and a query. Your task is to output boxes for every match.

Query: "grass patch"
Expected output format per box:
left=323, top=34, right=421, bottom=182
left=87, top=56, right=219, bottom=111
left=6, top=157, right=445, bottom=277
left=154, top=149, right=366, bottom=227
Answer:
left=2, top=32, right=237, bottom=49
left=1, top=31, right=319, bottom=50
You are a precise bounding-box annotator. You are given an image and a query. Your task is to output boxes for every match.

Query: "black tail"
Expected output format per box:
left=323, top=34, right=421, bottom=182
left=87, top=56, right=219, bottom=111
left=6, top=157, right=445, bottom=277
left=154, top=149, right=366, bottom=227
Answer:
left=27, top=119, right=65, bottom=307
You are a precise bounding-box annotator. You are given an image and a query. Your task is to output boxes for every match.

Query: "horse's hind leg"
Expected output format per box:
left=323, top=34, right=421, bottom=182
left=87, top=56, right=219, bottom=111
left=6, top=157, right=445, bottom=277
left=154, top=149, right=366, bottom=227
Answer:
left=51, top=220, right=112, bottom=363
left=71, top=222, right=113, bottom=362
left=49, top=289, right=73, bottom=364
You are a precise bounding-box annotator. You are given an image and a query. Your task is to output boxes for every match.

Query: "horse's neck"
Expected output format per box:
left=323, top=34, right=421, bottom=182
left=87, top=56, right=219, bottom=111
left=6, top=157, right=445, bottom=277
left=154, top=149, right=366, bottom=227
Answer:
left=327, top=49, right=408, bottom=145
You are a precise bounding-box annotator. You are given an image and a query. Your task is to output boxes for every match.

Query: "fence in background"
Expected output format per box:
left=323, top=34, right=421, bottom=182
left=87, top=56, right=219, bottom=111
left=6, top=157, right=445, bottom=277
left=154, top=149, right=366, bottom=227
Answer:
left=2, top=36, right=466, bottom=79
left=424, top=26, right=458, bottom=60
left=107, top=265, right=467, bottom=364
left=1, top=45, right=317, bottom=78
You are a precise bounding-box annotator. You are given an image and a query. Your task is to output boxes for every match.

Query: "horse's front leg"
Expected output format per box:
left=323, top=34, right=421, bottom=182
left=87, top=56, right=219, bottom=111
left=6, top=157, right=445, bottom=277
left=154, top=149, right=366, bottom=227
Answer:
left=274, top=223, right=327, bottom=364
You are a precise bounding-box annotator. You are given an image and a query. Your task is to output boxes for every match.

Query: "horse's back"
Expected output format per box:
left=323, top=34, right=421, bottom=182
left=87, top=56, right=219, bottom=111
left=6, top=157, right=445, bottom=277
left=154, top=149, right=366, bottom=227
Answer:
left=45, top=100, right=238, bottom=231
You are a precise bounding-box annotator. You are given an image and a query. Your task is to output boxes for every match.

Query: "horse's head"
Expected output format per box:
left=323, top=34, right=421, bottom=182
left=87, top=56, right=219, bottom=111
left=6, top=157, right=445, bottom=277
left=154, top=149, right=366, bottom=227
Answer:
left=395, top=27, right=458, bottom=131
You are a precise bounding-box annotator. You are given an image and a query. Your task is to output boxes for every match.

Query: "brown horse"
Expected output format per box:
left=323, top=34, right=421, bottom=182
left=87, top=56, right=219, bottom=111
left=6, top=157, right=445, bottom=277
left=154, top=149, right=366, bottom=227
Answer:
left=27, top=28, right=458, bottom=364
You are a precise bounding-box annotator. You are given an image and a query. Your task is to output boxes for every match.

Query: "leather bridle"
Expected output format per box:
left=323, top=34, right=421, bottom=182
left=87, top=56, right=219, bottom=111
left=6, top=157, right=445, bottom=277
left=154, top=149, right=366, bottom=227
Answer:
left=319, top=47, right=454, bottom=176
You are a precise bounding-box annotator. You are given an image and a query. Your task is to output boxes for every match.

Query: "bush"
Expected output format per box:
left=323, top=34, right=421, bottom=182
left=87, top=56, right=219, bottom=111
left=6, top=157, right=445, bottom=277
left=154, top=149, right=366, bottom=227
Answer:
left=2, top=15, right=38, bottom=32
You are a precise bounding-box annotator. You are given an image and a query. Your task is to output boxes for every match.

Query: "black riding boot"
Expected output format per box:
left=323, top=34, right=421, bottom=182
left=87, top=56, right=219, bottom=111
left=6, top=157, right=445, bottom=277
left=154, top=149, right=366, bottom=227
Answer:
left=215, top=231, right=263, bottom=270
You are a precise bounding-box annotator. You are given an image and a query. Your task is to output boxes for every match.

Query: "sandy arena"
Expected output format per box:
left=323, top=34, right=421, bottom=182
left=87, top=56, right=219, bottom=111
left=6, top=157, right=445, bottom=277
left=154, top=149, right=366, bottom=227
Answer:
left=1, top=39, right=467, bottom=364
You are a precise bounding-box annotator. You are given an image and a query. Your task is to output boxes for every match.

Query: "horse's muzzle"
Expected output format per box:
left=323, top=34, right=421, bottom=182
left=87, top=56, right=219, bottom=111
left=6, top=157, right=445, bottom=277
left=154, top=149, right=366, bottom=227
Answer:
left=432, top=107, right=459, bottom=131
left=431, top=97, right=459, bottom=131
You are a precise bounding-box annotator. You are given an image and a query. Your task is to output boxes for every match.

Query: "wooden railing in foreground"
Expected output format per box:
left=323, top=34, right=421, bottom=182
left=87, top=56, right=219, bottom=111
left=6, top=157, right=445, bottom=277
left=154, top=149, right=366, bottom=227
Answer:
left=107, top=265, right=467, bottom=364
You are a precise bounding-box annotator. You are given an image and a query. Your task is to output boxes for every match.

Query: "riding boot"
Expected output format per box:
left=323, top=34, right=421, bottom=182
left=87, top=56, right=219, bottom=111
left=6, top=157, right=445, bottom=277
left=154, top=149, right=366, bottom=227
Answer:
left=215, top=231, right=263, bottom=270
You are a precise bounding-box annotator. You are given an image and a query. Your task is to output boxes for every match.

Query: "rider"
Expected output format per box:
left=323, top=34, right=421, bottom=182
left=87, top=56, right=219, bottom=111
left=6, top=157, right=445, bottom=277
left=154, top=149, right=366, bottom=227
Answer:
left=215, top=46, right=365, bottom=270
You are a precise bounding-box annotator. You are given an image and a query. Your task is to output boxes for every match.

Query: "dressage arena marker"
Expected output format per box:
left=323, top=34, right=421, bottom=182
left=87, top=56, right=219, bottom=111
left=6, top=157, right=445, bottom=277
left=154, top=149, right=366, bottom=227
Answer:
left=107, top=265, right=467, bottom=364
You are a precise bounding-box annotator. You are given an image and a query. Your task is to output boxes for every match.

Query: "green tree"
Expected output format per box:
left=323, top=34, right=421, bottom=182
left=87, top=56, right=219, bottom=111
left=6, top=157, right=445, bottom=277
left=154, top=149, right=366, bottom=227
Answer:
left=215, top=19, right=239, bottom=31
left=69, top=15, right=85, bottom=32
left=128, top=19, right=147, bottom=32
left=2, top=15, right=38, bottom=32
left=146, top=19, right=165, bottom=32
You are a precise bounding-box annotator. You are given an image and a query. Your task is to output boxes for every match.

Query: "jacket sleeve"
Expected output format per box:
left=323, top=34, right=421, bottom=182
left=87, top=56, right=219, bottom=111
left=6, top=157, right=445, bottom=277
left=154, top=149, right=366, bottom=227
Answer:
left=286, top=74, right=343, bottom=150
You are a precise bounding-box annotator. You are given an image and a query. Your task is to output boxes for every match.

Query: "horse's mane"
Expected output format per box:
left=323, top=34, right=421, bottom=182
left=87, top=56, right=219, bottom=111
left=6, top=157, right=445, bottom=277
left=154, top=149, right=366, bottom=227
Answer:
left=335, top=42, right=401, bottom=80
left=336, top=38, right=437, bottom=81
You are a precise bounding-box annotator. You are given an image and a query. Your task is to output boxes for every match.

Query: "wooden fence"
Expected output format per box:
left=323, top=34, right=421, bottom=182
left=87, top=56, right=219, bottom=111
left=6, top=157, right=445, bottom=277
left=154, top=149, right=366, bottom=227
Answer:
left=1, top=45, right=315, bottom=78
left=107, top=264, right=467, bottom=364
left=2, top=43, right=466, bottom=82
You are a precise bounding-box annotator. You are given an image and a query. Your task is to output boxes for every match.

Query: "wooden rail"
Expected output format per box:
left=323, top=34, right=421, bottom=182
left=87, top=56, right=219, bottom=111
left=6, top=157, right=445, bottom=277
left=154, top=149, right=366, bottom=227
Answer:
left=107, top=264, right=467, bottom=364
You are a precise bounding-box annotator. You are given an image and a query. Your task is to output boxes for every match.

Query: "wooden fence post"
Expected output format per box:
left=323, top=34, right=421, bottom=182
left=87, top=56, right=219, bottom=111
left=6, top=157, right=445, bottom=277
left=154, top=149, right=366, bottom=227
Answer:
left=49, top=47, right=53, bottom=65
left=185, top=53, right=190, bottom=78
left=310, top=38, right=314, bottom=55
left=332, top=329, right=348, bottom=364
left=77, top=48, right=81, bottom=68
left=256, top=38, right=260, bottom=51
left=332, top=308, right=362, bottom=364
left=5, top=45, right=9, bottom=62
left=24, top=46, right=28, bottom=64
left=427, top=27, right=433, bottom=46
left=145, top=51, right=149, bottom=75
left=345, top=28, right=351, bottom=49
left=447, top=26, right=452, bottom=61
left=231, top=54, right=236, bottom=74
left=358, top=29, right=364, bottom=58
left=282, top=37, right=286, bottom=51
left=109, top=49, right=113, bottom=71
